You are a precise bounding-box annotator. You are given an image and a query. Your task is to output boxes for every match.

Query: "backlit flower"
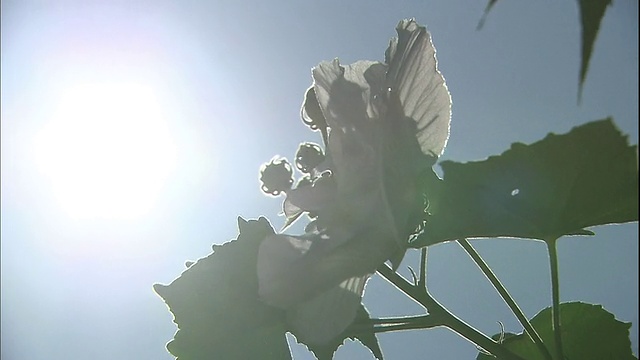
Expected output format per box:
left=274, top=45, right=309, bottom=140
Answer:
left=257, top=19, right=451, bottom=345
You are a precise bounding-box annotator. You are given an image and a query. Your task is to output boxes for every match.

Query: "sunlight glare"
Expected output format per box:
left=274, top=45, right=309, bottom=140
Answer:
left=34, top=82, right=177, bottom=220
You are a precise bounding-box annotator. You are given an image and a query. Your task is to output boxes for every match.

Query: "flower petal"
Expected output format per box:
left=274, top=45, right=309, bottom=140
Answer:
left=300, top=86, right=329, bottom=145
left=286, top=274, right=370, bottom=345
left=385, top=19, right=451, bottom=157
left=258, top=223, right=401, bottom=309
left=281, top=174, right=338, bottom=229
left=284, top=175, right=337, bottom=215
left=310, top=60, right=389, bottom=237
left=312, top=59, right=382, bottom=130
left=325, top=127, right=377, bottom=193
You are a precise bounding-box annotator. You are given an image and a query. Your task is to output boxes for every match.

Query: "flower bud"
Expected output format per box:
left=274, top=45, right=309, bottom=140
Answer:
left=259, top=157, right=294, bottom=196
left=295, top=143, right=325, bottom=173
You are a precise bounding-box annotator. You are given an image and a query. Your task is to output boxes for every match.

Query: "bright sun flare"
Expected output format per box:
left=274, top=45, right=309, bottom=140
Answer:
left=35, top=82, right=177, bottom=220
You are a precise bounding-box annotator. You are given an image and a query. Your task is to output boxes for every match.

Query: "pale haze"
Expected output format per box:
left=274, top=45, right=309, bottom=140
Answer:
left=1, top=1, right=637, bottom=359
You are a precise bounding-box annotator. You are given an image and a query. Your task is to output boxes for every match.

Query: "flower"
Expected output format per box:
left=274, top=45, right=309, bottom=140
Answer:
left=257, top=19, right=451, bottom=345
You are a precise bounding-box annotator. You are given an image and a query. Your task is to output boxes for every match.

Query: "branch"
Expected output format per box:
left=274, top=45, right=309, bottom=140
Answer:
left=350, top=315, right=441, bottom=334
left=377, top=263, right=526, bottom=360
left=418, top=247, right=427, bottom=289
left=457, top=238, right=552, bottom=360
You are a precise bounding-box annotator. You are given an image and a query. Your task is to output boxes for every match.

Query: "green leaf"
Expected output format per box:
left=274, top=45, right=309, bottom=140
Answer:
left=153, top=217, right=292, bottom=360
left=414, top=118, right=638, bottom=247
left=477, top=302, right=637, bottom=360
left=300, top=304, right=384, bottom=360
left=578, top=0, right=612, bottom=101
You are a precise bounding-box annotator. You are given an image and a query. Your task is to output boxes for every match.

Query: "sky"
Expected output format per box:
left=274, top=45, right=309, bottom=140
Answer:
left=1, top=1, right=637, bottom=359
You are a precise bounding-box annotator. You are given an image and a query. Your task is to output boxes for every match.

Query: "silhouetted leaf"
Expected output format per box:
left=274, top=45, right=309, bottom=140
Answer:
left=578, top=0, right=612, bottom=101
left=301, top=304, right=384, bottom=360
left=477, top=302, right=637, bottom=360
left=477, top=0, right=499, bottom=30
left=350, top=309, right=384, bottom=360
left=414, top=118, right=638, bottom=246
left=153, top=217, right=292, bottom=360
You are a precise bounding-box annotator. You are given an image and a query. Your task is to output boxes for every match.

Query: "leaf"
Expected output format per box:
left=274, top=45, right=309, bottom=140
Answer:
left=301, top=304, right=384, bottom=360
left=578, top=0, right=612, bottom=101
left=414, top=118, right=638, bottom=247
left=477, top=0, right=499, bottom=30
left=477, top=302, right=637, bottom=360
left=153, top=217, right=292, bottom=360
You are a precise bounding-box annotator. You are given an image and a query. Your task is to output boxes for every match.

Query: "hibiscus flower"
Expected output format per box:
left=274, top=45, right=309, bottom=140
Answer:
left=257, top=19, right=451, bottom=345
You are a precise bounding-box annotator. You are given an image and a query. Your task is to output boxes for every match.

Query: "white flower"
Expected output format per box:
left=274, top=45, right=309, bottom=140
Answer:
left=257, top=19, right=451, bottom=345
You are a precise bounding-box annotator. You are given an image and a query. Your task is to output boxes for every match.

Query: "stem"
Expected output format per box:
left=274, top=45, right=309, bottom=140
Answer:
left=369, top=315, right=432, bottom=325
left=351, top=315, right=441, bottom=334
left=547, top=238, right=564, bottom=360
left=458, top=238, right=553, bottom=360
left=418, top=247, right=427, bottom=289
left=377, top=264, right=526, bottom=360
left=371, top=317, right=440, bottom=334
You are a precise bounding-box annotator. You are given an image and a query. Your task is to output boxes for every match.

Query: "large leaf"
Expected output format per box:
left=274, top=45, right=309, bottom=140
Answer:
left=154, top=217, right=382, bottom=360
left=578, top=0, right=612, bottom=100
left=477, top=302, right=637, bottom=360
left=153, top=217, right=292, bottom=360
left=414, top=118, right=638, bottom=246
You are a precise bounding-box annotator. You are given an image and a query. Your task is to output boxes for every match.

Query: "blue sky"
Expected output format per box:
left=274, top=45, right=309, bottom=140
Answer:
left=1, top=1, right=637, bottom=359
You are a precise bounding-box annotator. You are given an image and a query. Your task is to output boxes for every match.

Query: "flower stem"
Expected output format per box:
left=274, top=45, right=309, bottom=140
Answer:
left=546, top=238, right=564, bottom=360
left=351, top=315, right=441, bottom=334
left=457, top=238, right=552, bottom=360
left=371, top=318, right=440, bottom=334
left=377, top=263, right=526, bottom=360
left=368, top=315, right=432, bottom=325
left=418, top=247, right=427, bottom=289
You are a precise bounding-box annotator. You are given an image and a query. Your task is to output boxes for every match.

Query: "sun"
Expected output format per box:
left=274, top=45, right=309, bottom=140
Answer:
left=34, top=82, right=177, bottom=220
